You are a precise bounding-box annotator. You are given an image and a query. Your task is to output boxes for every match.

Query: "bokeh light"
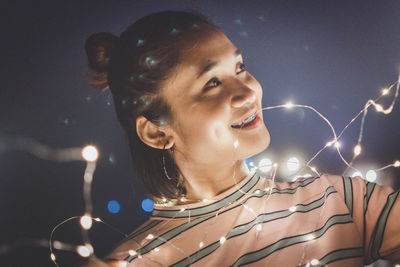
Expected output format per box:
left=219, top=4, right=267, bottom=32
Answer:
left=141, top=198, right=154, bottom=212
left=81, top=145, right=99, bottom=162
left=107, top=200, right=120, bottom=214
left=258, top=158, right=272, bottom=172
left=365, top=170, right=377, bottom=182
left=286, top=157, right=300, bottom=171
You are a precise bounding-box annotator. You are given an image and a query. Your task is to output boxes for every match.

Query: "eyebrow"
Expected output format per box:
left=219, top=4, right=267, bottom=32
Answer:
left=196, top=48, right=242, bottom=79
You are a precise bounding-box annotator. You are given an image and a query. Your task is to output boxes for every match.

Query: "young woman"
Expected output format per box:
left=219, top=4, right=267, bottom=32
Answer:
left=84, top=10, right=400, bottom=266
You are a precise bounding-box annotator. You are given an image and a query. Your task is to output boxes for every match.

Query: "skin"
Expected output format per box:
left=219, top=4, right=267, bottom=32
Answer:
left=137, top=24, right=270, bottom=202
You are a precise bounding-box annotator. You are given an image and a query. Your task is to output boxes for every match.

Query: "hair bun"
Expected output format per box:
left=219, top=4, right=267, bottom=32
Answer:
left=85, top=32, right=119, bottom=72
left=85, top=32, right=119, bottom=90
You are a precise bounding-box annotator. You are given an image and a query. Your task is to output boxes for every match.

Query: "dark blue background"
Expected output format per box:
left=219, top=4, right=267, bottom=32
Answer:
left=1, top=1, right=399, bottom=266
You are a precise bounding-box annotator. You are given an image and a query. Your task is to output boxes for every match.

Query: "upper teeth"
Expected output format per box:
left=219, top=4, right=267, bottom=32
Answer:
left=232, top=113, right=256, bottom=127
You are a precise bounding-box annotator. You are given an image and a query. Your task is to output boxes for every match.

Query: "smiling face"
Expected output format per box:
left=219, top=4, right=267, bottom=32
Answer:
left=160, top=24, right=270, bottom=169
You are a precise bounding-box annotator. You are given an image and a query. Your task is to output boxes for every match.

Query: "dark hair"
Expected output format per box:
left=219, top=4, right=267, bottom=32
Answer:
left=85, top=10, right=217, bottom=200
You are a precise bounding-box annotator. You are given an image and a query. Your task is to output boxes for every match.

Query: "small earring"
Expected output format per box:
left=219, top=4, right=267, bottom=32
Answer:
left=162, top=142, right=173, bottom=180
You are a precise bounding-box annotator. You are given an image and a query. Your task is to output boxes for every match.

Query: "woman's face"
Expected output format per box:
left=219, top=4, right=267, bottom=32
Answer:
left=161, top=25, right=270, bottom=167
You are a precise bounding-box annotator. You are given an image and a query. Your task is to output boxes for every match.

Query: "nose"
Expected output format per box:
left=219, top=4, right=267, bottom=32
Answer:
left=230, top=82, right=257, bottom=108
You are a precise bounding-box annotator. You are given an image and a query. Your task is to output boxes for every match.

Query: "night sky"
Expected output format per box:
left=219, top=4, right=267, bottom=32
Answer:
left=1, top=1, right=400, bottom=266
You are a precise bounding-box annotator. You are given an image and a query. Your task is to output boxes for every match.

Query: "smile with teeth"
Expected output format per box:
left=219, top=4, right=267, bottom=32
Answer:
left=231, top=113, right=257, bottom=128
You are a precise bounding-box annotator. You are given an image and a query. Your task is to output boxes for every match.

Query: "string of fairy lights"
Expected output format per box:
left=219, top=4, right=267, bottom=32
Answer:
left=1, top=74, right=399, bottom=266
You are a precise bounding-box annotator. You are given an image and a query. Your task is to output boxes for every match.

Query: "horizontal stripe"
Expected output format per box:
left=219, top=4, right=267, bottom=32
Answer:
left=152, top=175, right=320, bottom=220
left=151, top=172, right=260, bottom=218
left=231, top=213, right=353, bottom=267
left=371, top=191, right=399, bottom=261
left=317, top=247, right=363, bottom=266
left=126, top=220, right=162, bottom=240
left=171, top=186, right=337, bottom=267
left=125, top=185, right=335, bottom=263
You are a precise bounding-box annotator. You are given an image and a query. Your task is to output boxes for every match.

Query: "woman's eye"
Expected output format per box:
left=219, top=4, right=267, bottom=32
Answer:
left=237, top=63, right=246, bottom=74
left=204, top=77, right=221, bottom=90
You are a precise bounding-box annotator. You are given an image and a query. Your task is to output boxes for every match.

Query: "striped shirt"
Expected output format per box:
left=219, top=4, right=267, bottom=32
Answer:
left=106, top=169, right=400, bottom=266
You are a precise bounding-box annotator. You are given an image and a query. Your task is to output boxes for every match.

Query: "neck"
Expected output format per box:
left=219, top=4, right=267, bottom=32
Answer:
left=178, top=159, right=250, bottom=202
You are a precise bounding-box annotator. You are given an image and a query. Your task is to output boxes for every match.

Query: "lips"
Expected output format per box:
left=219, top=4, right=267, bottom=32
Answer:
left=231, top=109, right=258, bottom=128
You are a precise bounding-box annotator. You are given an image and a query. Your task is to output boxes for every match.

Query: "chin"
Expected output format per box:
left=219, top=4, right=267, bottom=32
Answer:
left=240, top=130, right=270, bottom=159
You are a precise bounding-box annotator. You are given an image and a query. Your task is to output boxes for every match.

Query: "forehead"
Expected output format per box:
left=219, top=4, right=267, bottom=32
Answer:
left=178, top=25, right=237, bottom=67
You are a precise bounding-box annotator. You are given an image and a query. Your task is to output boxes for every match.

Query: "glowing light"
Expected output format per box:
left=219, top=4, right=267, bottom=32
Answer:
left=310, top=166, right=317, bottom=173
left=77, top=244, right=93, bottom=258
left=256, top=224, right=262, bottom=231
left=334, top=142, right=340, bottom=148
left=80, top=214, right=92, bottom=230
left=118, top=261, right=128, bottom=267
left=353, top=145, right=362, bottom=156
left=286, top=157, right=300, bottom=171
left=94, top=217, right=101, bottom=222
left=382, top=88, right=389, bottom=95
left=351, top=171, right=363, bottom=178
left=305, top=234, right=315, bottom=241
left=154, top=247, right=160, bottom=252
left=180, top=197, right=186, bottom=202
left=259, top=158, right=272, bottom=172
left=202, top=199, right=209, bottom=203
left=310, top=259, right=319, bottom=265
left=394, top=160, right=400, bottom=167
left=249, top=161, right=254, bottom=167
left=180, top=208, right=185, bottom=212
left=233, top=140, right=239, bottom=148
left=146, top=234, right=154, bottom=240
left=394, top=264, right=400, bottom=267
left=326, top=140, right=334, bottom=147
left=285, top=102, right=293, bottom=109
left=366, top=170, right=377, bottom=182
left=141, top=198, right=154, bottom=212
left=199, top=242, right=204, bottom=248
left=375, top=104, right=383, bottom=112
left=162, top=197, right=167, bottom=202
left=305, top=263, right=311, bottom=267
left=219, top=236, right=226, bottom=245
left=107, top=200, right=120, bottom=214
left=273, top=163, right=278, bottom=168
left=50, top=253, right=56, bottom=261
left=289, top=206, right=296, bottom=212
left=128, top=250, right=137, bottom=256
left=81, top=145, right=99, bottom=162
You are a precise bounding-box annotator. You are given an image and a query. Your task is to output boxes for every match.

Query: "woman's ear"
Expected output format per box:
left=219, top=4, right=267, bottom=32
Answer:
left=136, top=115, right=174, bottom=149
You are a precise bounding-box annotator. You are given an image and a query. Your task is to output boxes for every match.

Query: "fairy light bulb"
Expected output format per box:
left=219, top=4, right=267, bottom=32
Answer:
left=77, top=244, right=93, bottom=258
left=199, top=241, right=204, bottom=248
left=154, top=247, right=160, bottom=252
left=219, top=236, right=226, bottom=245
left=180, top=208, right=185, bottom=212
left=375, top=104, right=383, bottom=112
left=334, top=141, right=340, bottom=148
left=353, top=145, right=362, bottom=156
left=285, top=102, right=293, bottom=109
left=81, top=145, right=99, bottom=162
left=289, top=206, right=296, bottom=212
left=50, top=253, right=56, bottom=261
left=118, top=261, right=128, bottom=267
left=128, top=250, right=137, bottom=256
left=394, top=160, right=400, bottom=167
left=382, top=88, right=389, bottom=95
left=256, top=224, right=262, bottom=231
left=80, top=214, right=92, bottom=230
left=146, top=234, right=154, bottom=240
left=310, top=259, right=319, bottom=265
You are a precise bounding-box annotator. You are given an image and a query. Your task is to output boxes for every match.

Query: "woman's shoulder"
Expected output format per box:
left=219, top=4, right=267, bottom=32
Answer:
left=105, top=218, right=162, bottom=261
